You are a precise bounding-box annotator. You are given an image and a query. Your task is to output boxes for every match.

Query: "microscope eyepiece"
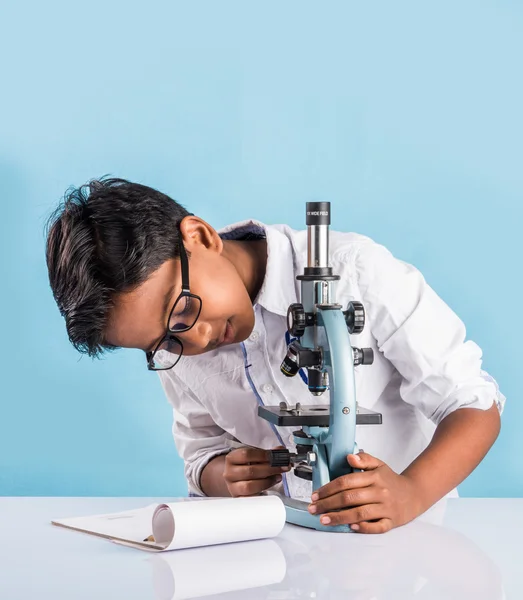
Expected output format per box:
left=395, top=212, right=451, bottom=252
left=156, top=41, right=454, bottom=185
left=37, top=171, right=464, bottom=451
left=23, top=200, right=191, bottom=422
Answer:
left=306, top=202, right=331, bottom=226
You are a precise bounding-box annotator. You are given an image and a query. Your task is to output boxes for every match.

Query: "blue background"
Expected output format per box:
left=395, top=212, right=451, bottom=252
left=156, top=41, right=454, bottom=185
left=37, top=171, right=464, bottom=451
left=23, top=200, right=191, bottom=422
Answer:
left=0, top=0, right=521, bottom=497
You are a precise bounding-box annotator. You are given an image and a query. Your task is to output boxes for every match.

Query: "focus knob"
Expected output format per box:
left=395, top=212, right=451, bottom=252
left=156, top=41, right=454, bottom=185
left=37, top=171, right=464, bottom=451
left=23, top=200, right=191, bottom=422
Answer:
left=344, top=301, right=365, bottom=334
left=287, top=303, right=306, bottom=338
left=353, top=347, right=375, bottom=366
left=361, top=348, right=374, bottom=365
left=269, top=448, right=291, bottom=468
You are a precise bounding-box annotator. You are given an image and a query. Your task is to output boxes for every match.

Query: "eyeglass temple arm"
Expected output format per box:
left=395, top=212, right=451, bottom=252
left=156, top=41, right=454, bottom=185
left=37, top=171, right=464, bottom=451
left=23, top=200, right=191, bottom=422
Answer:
left=178, top=215, right=193, bottom=292
left=179, top=242, right=190, bottom=291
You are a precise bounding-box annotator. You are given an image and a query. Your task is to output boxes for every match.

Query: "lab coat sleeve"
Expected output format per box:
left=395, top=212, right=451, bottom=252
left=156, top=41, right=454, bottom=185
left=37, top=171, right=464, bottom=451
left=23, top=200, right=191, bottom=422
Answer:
left=353, top=241, right=506, bottom=425
left=157, top=368, right=234, bottom=496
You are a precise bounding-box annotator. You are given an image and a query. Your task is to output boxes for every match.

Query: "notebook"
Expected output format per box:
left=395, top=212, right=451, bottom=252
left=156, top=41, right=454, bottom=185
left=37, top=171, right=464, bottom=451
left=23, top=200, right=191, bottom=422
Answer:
left=51, top=494, right=286, bottom=552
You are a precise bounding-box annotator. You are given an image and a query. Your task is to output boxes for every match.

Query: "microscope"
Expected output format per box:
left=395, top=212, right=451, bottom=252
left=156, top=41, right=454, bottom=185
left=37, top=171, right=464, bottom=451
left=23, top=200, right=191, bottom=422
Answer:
left=258, top=202, right=382, bottom=532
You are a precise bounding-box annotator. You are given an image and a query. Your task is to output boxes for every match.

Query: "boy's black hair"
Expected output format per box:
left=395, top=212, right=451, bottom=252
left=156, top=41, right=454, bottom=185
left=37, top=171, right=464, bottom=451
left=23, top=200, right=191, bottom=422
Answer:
left=45, top=177, right=190, bottom=357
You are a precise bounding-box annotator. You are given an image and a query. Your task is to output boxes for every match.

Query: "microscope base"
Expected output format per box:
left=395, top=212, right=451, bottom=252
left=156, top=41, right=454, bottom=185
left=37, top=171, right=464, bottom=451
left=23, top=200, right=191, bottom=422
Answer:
left=281, top=496, right=352, bottom=533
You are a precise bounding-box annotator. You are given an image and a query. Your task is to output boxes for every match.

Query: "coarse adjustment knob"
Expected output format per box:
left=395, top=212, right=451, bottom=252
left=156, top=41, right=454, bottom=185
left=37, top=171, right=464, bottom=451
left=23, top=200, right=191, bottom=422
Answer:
left=344, top=301, right=365, bottom=334
left=287, top=303, right=306, bottom=338
left=269, top=448, right=291, bottom=468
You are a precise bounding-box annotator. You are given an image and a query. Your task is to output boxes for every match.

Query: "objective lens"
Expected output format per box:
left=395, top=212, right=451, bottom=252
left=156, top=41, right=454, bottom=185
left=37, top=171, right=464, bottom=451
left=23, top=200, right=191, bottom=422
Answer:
left=281, top=345, right=299, bottom=377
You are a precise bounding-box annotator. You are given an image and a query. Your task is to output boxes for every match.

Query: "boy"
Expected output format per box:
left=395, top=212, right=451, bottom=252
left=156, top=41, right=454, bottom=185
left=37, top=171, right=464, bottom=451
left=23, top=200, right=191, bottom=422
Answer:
left=46, top=177, right=504, bottom=533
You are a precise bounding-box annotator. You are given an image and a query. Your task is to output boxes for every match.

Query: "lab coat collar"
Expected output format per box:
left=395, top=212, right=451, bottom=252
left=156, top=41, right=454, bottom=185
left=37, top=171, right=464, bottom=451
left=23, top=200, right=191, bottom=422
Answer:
left=218, top=219, right=298, bottom=317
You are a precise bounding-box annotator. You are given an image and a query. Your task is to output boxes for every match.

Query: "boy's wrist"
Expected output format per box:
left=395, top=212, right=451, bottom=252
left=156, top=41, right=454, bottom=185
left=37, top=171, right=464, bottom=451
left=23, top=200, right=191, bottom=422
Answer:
left=399, top=471, right=434, bottom=519
left=199, top=453, right=229, bottom=497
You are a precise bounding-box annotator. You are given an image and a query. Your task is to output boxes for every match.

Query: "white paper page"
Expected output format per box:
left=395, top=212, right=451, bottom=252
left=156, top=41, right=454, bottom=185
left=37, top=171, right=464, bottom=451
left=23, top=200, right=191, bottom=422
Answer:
left=153, top=495, right=286, bottom=551
left=52, top=495, right=286, bottom=553
left=52, top=504, right=159, bottom=546
left=147, top=538, right=286, bottom=600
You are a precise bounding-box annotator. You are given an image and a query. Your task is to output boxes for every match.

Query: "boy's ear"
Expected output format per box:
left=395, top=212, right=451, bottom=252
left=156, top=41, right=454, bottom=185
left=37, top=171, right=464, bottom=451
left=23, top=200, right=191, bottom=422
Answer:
left=179, top=216, right=223, bottom=253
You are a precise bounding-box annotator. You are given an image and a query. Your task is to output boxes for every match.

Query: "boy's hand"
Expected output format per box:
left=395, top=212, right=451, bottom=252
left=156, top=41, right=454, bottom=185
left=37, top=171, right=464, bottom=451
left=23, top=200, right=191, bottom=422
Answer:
left=308, top=452, right=420, bottom=533
left=224, top=445, right=291, bottom=497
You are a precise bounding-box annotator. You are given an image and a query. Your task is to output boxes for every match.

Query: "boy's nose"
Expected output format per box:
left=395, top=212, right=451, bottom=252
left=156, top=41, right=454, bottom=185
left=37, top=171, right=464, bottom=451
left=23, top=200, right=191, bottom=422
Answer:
left=178, top=321, right=213, bottom=351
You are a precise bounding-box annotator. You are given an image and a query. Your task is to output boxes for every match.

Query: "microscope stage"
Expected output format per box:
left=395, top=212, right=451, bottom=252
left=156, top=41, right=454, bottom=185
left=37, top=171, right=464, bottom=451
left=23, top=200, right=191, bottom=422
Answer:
left=258, top=404, right=382, bottom=427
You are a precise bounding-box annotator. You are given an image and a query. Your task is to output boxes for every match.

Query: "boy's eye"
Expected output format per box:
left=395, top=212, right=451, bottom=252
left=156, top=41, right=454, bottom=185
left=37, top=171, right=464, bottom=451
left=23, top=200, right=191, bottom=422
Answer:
left=169, top=295, right=200, bottom=331
left=173, top=296, right=192, bottom=317
left=156, top=335, right=182, bottom=356
left=167, top=336, right=181, bottom=351
left=159, top=337, right=176, bottom=351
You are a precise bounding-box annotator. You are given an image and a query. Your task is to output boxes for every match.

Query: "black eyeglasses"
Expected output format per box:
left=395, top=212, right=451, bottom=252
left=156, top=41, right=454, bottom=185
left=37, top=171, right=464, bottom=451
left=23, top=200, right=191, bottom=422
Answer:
left=146, top=239, right=202, bottom=371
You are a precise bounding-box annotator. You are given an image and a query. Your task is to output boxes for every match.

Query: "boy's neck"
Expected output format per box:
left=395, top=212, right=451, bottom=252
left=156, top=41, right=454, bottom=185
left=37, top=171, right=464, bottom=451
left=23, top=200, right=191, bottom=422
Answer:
left=222, top=239, right=267, bottom=303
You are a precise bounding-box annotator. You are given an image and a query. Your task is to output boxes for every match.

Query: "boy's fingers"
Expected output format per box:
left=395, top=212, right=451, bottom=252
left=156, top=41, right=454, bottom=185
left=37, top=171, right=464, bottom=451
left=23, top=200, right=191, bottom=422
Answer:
left=320, top=503, right=383, bottom=527
left=352, top=518, right=393, bottom=534
left=227, top=447, right=272, bottom=465
left=347, top=452, right=384, bottom=470
left=312, top=470, right=374, bottom=501
left=227, top=445, right=287, bottom=465
left=227, top=463, right=289, bottom=483
left=309, top=487, right=377, bottom=514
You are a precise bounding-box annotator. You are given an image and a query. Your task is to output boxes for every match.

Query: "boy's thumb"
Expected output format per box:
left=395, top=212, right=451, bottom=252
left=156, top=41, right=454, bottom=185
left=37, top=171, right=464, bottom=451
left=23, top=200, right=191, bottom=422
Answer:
left=347, top=451, right=383, bottom=470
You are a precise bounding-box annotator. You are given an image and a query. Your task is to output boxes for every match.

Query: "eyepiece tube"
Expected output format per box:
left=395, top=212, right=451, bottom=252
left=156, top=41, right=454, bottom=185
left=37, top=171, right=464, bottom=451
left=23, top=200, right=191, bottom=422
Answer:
left=306, top=202, right=330, bottom=269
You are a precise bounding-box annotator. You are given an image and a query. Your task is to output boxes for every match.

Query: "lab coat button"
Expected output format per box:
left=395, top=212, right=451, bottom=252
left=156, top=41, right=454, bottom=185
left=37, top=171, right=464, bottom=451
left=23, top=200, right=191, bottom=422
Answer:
left=262, top=383, right=274, bottom=393
left=249, top=331, right=260, bottom=342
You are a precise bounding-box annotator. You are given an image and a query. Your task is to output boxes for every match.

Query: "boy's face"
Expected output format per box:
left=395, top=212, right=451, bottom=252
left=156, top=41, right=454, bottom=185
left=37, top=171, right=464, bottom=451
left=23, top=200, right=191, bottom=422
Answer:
left=104, top=216, right=263, bottom=358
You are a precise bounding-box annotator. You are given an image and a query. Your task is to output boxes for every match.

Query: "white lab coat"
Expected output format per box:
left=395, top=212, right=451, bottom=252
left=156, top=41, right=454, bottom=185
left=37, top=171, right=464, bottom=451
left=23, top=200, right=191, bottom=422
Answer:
left=158, top=220, right=505, bottom=500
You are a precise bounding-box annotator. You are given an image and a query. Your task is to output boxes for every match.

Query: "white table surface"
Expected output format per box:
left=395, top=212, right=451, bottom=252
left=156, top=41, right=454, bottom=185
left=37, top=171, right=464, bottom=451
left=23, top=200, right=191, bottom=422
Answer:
left=0, top=497, right=521, bottom=599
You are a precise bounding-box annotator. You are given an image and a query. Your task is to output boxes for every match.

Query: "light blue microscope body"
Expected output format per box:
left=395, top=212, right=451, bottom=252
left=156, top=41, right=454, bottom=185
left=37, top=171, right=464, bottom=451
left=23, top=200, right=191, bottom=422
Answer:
left=258, top=202, right=381, bottom=533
